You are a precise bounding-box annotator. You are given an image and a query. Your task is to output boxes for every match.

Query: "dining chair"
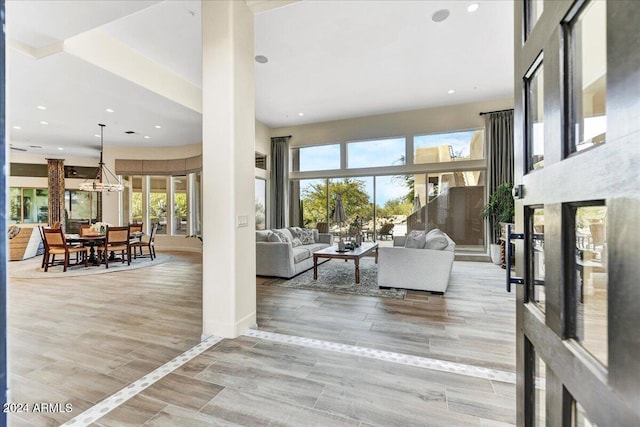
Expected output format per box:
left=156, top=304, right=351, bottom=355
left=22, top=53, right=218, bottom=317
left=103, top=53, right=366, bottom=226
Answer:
left=129, top=223, right=144, bottom=257
left=38, top=225, right=49, bottom=269
left=79, top=224, right=92, bottom=237
left=98, top=226, right=131, bottom=268
left=42, top=227, right=88, bottom=272
left=131, top=223, right=158, bottom=260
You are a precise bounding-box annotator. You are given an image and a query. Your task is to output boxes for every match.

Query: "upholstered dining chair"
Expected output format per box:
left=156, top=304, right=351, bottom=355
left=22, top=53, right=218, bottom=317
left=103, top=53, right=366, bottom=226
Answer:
left=131, top=223, right=158, bottom=260
left=42, top=227, right=88, bottom=272
left=79, top=224, right=92, bottom=237
left=98, top=226, right=131, bottom=268
left=128, top=223, right=144, bottom=257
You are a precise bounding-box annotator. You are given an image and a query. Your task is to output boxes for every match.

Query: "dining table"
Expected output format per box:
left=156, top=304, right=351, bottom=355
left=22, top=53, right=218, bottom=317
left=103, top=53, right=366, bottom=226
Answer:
left=66, top=231, right=145, bottom=266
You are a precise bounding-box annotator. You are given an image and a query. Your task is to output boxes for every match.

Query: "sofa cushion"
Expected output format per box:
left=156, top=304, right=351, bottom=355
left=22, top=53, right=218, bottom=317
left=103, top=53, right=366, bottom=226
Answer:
left=405, top=230, right=426, bottom=249
left=292, top=247, right=311, bottom=263
left=256, top=230, right=272, bottom=242
left=273, top=228, right=294, bottom=244
left=304, top=242, right=330, bottom=253
left=424, top=230, right=449, bottom=250
left=291, top=237, right=303, bottom=247
left=312, top=229, right=319, bottom=242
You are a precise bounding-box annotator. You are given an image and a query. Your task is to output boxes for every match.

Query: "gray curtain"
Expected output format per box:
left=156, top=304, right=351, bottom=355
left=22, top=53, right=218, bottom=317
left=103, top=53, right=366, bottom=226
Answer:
left=486, top=110, right=514, bottom=194
left=485, top=109, right=514, bottom=242
left=270, top=136, right=290, bottom=229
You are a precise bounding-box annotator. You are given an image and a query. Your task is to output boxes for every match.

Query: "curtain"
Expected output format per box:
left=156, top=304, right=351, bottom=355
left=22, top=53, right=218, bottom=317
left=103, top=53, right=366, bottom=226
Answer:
left=485, top=109, right=514, bottom=242
left=270, top=136, right=290, bottom=229
left=486, top=110, right=514, bottom=193
left=47, top=158, right=66, bottom=228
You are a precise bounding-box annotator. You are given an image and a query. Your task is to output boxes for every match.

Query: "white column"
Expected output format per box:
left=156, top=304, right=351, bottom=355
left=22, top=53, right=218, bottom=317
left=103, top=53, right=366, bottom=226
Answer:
left=201, top=0, right=256, bottom=338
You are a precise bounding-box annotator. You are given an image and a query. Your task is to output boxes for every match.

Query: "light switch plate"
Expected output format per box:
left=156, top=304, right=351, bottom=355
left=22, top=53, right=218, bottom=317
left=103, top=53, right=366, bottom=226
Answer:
left=236, top=215, right=249, bottom=227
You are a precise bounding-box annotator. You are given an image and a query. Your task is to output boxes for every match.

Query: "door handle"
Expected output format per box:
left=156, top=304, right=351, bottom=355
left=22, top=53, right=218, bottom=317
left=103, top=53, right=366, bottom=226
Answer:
left=506, top=223, right=524, bottom=292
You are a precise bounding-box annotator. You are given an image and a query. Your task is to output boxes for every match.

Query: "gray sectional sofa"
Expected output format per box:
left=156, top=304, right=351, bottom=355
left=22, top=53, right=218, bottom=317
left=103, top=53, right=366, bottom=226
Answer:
left=256, top=227, right=333, bottom=278
left=377, top=228, right=455, bottom=293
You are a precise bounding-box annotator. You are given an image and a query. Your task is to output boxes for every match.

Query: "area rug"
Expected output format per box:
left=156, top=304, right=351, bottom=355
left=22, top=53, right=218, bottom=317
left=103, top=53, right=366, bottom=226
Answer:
left=262, top=257, right=406, bottom=299
left=9, top=253, right=173, bottom=279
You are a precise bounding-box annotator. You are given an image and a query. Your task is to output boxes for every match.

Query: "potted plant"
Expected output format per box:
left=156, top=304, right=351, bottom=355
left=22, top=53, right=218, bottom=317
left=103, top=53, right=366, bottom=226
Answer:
left=482, top=182, right=515, bottom=264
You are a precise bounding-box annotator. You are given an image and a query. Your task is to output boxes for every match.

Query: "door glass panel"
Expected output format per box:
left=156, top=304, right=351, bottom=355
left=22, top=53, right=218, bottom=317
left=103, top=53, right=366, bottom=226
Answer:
left=300, top=179, right=329, bottom=230
left=569, top=0, right=607, bottom=153
left=531, top=208, right=545, bottom=311
left=527, top=63, right=545, bottom=171
left=527, top=0, right=544, bottom=37
left=535, top=353, right=546, bottom=426
left=575, top=205, right=607, bottom=365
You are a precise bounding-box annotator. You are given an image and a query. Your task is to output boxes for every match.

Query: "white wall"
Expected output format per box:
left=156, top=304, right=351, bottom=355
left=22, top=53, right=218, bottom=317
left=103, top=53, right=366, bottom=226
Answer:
left=255, top=120, right=271, bottom=156
left=271, top=98, right=513, bottom=146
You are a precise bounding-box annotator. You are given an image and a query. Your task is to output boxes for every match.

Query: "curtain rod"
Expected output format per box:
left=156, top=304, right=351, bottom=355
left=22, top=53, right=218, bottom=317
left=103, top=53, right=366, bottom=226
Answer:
left=272, top=135, right=292, bottom=139
left=479, top=108, right=514, bottom=116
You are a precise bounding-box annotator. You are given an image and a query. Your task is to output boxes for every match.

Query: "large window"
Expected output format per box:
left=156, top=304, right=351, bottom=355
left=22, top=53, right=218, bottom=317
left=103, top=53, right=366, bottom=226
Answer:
left=347, top=137, right=405, bottom=169
left=149, top=176, right=168, bottom=235
left=290, top=128, right=486, bottom=251
left=9, top=187, right=48, bottom=224
left=65, top=190, right=100, bottom=234
left=172, top=176, right=188, bottom=235
left=292, top=144, right=340, bottom=172
left=414, top=130, right=484, bottom=163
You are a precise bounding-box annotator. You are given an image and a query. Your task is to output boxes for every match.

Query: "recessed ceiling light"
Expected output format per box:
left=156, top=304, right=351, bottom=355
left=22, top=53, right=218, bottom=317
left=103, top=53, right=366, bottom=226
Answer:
left=432, top=9, right=450, bottom=23
left=298, top=112, right=304, bottom=116
left=154, top=125, right=161, bottom=129
left=13, top=126, right=21, bottom=130
left=106, top=108, right=114, bottom=113
left=40, top=121, right=48, bottom=125
left=144, top=136, right=150, bottom=139
left=255, top=55, right=269, bottom=64
left=448, top=89, right=455, bottom=94
left=37, top=105, right=47, bottom=110
left=467, top=3, right=479, bottom=13
left=57, top=147, right=64, bottom=151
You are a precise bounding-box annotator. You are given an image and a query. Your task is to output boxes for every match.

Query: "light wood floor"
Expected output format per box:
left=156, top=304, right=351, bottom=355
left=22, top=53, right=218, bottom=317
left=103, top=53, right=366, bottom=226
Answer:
left=8, top=252, right=516, bottom=426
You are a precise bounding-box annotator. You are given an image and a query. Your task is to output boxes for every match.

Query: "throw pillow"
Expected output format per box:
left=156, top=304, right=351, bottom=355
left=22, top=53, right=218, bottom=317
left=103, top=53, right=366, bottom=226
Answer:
left=405, top=233, right=426, bottom=249
left=267, top=232, right=283, bottom=243
left=424, top=234, right=449, bottom=250
left=297, top=229, right=315, bottom=245
left=256, top=230, right=272, bottom=242
left=291, top=237, right=303, bottom=247
left=272, top=229, right=292, bottom=244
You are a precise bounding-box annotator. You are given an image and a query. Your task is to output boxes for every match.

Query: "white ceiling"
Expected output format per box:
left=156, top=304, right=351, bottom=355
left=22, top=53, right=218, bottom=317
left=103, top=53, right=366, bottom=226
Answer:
left=5, top=0, right=514, bottom=158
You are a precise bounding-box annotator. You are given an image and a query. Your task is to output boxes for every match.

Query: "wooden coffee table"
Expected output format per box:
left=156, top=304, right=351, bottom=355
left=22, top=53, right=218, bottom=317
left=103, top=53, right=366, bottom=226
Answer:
left=313, top=242, right=379, bottom=284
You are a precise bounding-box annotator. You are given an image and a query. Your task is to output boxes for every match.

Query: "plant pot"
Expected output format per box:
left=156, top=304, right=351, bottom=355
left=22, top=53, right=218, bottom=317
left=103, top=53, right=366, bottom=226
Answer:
left=490, top=243, right=502, bottom=265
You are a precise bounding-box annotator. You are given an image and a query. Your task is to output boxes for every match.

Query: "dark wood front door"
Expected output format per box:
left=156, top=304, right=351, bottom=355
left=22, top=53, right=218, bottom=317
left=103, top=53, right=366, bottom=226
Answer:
left=513, top=1, right=639, bottom=425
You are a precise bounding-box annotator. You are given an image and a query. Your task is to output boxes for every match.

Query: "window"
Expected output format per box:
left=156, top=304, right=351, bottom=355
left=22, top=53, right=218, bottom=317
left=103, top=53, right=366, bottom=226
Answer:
left=567, top=0, right=607, bottom=154
left=526, top=60, right=545, bottom=171
left=414, top=130, right=483, bottom=164
left=192, top=172, right=202, bottom=236
left=149, top=176, right=168, bottom=235
left=292, top=144, right=340, bottom=172
left=347, top=138, right=405, bottom=169
left=530, top=208, right=545, bottom=312
left=255, top=178, right=267, bottom=230
left=9, top=187, right=48, bottom=224
left=526, top=0, right=544, bottom=38
left=172, top=176, right=188, bottom=235
left=65, top=190, right=100, bottom=234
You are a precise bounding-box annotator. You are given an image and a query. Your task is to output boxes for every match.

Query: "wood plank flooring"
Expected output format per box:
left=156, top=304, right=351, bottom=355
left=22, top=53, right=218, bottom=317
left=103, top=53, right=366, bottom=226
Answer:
left=7, top=252, right=516, bottom=426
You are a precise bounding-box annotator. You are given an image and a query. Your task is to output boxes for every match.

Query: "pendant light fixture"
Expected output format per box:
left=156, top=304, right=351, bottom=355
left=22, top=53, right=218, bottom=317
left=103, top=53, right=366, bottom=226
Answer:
left=79, top=124, right=124, bottom=192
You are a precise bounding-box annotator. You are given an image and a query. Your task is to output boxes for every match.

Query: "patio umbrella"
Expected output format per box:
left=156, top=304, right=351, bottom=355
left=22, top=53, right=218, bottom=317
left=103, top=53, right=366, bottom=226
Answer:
left=413, top=196, right=422, bottom=223
left=332, top=194, right=346, bottom=240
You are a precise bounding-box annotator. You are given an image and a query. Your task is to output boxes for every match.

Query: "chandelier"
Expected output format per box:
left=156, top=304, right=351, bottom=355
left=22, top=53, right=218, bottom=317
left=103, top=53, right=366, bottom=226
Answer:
left=79, top=124, right=124, bottom=192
